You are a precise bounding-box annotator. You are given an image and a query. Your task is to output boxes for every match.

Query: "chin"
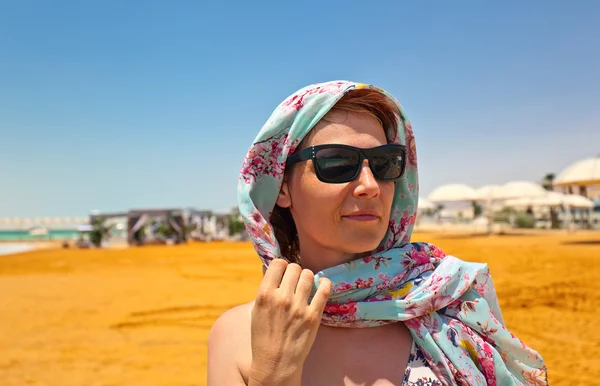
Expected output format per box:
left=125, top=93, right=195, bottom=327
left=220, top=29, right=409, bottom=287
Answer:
left=339, top=233, right=384, bottom=255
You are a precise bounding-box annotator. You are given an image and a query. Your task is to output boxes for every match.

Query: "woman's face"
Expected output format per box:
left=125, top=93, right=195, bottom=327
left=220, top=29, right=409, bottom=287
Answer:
left=276, top=109, right=395, bottom=272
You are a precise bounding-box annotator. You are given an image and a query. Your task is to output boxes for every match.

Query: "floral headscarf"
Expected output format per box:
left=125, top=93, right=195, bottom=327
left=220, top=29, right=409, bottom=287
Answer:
left=237, top=81, right=547, bottom=385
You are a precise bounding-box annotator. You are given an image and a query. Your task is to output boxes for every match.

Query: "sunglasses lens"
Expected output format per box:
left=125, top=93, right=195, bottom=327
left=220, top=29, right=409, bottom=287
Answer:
left=370, top=147, right=405, bottom=180
left=314, top=147, right=359, bottom=182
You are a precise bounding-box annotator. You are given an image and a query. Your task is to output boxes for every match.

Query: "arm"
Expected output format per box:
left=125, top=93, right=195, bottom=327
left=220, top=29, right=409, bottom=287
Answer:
left=207, top=308, right=247, bottom=385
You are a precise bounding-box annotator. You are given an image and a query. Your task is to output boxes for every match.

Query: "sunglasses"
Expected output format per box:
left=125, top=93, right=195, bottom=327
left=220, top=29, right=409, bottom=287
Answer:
left=286, top=144, right=407, bottom=184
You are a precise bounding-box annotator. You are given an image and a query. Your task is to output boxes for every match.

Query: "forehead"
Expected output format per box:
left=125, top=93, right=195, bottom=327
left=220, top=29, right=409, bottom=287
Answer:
left=303, top=109, right=387, bottom=147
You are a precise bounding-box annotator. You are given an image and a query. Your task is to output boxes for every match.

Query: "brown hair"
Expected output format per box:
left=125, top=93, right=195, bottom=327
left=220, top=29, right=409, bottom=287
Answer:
left=271, top=89, right=401, bottom=264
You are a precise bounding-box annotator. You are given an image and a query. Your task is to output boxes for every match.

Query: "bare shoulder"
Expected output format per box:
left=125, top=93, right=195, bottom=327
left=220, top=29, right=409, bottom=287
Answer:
left=207, top=301, right=254, bottom=385
left=209, top=301, right=253, bottom=342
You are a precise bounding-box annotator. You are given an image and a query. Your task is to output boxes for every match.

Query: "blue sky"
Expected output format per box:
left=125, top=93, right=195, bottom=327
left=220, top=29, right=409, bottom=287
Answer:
left=1, top=1, right=599, bottom=217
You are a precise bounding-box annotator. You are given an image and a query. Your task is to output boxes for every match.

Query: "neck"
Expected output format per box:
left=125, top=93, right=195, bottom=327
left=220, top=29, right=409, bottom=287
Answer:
left=298, top=243, right=369, bottom=273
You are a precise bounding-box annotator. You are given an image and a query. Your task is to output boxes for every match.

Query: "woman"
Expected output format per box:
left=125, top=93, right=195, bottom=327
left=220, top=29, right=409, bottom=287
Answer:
left=207, top=81, right=548, bottom=385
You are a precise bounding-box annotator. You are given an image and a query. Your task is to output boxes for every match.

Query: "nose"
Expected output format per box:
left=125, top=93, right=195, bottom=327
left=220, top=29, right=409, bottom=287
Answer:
left=353, top=159, right=380, bottom=198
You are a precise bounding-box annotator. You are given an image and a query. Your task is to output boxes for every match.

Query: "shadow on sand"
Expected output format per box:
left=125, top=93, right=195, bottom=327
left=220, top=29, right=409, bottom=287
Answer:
left=561, top=240, right=600, bottom=246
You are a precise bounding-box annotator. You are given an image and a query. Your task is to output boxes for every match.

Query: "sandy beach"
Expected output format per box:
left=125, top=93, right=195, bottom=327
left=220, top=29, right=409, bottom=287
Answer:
left=0, top=231, right=599, bottom=385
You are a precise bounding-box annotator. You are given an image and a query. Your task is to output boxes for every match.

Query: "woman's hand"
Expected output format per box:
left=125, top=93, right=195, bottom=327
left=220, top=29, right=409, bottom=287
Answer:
left=248, top=259, right=331, bottom=386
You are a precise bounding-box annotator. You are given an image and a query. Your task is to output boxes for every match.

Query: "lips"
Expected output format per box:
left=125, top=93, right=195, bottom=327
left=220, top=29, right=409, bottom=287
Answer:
left=344, top=215, right=378, bottom=221
left=342, top=211, right=380, bottom=221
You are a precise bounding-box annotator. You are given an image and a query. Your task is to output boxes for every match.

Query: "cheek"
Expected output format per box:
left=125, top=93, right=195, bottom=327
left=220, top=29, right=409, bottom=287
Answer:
left=291, top=173, right=345, bottom=223
left=300, top=181, right=344, bottom=212
left=381, top=182, right=396, bottom=210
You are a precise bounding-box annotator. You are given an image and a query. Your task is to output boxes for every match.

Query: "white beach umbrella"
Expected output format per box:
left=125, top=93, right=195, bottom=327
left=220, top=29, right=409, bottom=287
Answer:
left=497, top=181, right=547, bottom=200
left=562, top=194, right=595, bottom=209
left=504, top=191, right=594, bottom=209
left=533, top=191, right=564, bottom=206
left=428, top=184, right=477, bottom=203
left=554, top=155, right=600, bottom=187
left=474, top=185, right=504, bottom=201
left=504, top=191, right=564, bottom=208
left=501, top=202, right=528, bottom=225
left=417, top=197, right=436, bottom=211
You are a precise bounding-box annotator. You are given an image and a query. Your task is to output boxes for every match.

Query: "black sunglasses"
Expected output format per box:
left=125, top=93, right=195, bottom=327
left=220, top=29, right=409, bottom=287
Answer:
left=286, top=144, right=407, bottom=184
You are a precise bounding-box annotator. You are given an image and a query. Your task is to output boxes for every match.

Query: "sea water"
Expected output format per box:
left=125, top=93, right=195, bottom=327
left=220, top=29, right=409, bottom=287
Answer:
left=0, top=230, right=79, bottom=241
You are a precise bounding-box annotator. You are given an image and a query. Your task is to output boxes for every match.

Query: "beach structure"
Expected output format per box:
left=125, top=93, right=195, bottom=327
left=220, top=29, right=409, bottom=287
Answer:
left=553, top=155, right=600, bottom=197
left=427, top=184, right=477, bottom=219
left=504, top=191, right=595, bottom=230
left=88, top=208, right=234, bottom=245
left=426, top=181, right=569, bottom=232
left=0, top=208, right=237, bottom=244
left=553, top=155, right=600, bottom=228
left=480, top=181, right=557, bottom=230
left=125, top=209, right=187, bottom=245
left=505, top=192, right=594, bottom=209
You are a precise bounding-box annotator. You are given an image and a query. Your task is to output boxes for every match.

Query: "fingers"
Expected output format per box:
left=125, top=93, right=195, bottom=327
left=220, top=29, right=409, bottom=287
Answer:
left=260, top=258, right=288, bottom=289
left=259, top=260, right=331, bottom=318
left=294, top=269, right=315, bottom=302
left=279, top=263, right=302, bottom=294
left=309, top=278, right=331, bottom=314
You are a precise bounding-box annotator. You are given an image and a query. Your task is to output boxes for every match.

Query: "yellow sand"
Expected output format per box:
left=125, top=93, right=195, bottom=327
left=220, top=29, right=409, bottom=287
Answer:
left=1, top=231, right=599, bottom=385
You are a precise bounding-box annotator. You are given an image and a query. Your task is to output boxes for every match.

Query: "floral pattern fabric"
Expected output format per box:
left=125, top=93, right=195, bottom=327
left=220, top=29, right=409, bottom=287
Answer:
left=237, top=80, right=548, bottom=385
left=404, top=341, right=444, bottom=385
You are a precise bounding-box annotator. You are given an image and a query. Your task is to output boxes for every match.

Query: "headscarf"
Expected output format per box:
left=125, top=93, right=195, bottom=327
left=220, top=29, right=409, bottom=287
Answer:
left=237, top=81, right=548, bottom=386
